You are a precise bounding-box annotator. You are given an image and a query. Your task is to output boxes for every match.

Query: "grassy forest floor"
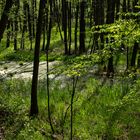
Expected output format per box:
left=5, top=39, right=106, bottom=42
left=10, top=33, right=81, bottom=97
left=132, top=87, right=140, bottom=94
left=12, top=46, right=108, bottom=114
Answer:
left=1, top=76, right=140, bottom=140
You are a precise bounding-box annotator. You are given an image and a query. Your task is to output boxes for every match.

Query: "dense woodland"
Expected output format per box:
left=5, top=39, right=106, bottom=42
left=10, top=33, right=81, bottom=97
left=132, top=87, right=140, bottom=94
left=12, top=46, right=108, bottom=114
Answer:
left=0, top=0, right=140, bottom=139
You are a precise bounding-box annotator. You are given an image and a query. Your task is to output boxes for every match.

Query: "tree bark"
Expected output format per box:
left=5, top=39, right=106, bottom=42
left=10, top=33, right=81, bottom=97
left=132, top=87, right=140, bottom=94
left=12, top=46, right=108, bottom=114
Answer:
left=6, top=20, right=10, bottom=48
left=13, top=0, right=19, bottom=51
left=79, top=0, right=86, bottom=54
left=0, top=0, right=13, bottom=42
left=131, top=0, right=139, bottom=68
left=68, top=2, right=72, bottom=55
left=106, top=0, right=115, bottom=77
left=131, top=42, right=138, bottom=67
left=62, top=0, right=68, bottom=54
left=74, top=3, right=79, bottom=54
left=116, top=0, right=120, bottom=20
left=30, top=0, right=44, bottom=116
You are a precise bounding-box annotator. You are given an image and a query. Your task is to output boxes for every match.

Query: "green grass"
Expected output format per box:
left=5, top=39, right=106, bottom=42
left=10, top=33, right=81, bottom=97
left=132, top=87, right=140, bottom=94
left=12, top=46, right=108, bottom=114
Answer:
left=1, top=77, right=140, bottom=139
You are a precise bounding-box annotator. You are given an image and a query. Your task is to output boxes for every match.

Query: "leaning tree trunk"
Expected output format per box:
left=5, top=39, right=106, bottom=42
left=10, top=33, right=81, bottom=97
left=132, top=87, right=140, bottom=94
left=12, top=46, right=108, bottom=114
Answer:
left=0, top=0, right=13, bottom=42
left=30, top=0, right=44, bottom=116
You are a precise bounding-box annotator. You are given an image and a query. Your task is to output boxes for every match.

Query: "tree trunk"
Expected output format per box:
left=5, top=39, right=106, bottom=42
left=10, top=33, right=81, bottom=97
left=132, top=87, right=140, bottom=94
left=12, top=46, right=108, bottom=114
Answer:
left=79, top=0, right=86, bottom=54
left=20, top=2, right=28, bottom=50
left=0, top=0, right=13, bottom=42
left=131, top=0, right=139, bottom=68
left=106, top=0, right=115, bottom=77
left=62, top=0, right=68, bottom=54
left=68, top=2, right=72, bottom=55
left=74, top=3, right=79, bottom=54
left=30, top=0, right=44, bottom=116
left=6, top=20, right=10, bottom=48
left=122, top=0, right=127, bottom=19
left=131, top=42, right=139, bottom=67
left=116, top=0, right=120, bottom=20
left=13, top=0, right=19, bottom=51
left=54, top=0, right=63, bottom=41
left=46, top=0, right=55, bottom=134
left=27, top=3, right=33, bottom=50
left=31, top=0, right=37, bottom=38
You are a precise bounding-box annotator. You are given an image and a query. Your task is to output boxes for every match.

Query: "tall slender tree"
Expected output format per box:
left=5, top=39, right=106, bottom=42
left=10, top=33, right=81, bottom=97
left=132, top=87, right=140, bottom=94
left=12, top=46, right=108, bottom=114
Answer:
left=106, top=0, right=116, bottom=76
left=74, top=2, right=79, bottom=54
left=62, top=0, right=68, bottom=54
left=79, top=0, right=86, bottom=54
left=30, top=0, right=44, bottom=116
left=6, top=20, right=11, bottom=48
left=13, top=0, right=19, bottom=50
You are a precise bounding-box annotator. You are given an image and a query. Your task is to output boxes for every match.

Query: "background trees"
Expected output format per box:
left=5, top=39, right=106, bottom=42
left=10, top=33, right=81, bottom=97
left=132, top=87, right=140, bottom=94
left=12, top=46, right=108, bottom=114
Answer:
left=0, top=0, right=140, bottom=139
left=0, top=0, right=139, bottom=60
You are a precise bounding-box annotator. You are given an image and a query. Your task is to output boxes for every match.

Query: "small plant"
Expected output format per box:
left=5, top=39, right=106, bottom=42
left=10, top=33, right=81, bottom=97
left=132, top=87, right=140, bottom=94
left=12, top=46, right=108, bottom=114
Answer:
left=19, top=61, right=24, bottom=66
left=3, top=66, right=8, bottom=70
left=7, top=73, right=14, bottom=77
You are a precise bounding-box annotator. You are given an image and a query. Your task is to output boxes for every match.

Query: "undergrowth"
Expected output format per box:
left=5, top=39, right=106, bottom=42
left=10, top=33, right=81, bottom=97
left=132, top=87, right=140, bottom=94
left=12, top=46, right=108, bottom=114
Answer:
left=0, top=77, right=140, bottom=139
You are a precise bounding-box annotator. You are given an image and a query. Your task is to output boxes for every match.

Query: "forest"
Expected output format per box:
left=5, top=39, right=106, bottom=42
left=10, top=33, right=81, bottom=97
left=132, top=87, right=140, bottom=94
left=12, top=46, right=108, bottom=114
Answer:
left=0, top=0, right=140, bottom=139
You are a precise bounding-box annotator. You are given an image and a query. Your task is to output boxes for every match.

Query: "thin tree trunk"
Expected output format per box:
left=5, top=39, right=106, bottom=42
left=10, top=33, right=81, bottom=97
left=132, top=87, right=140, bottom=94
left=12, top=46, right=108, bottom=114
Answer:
left=14, top=1, right=19, bottom=51
left=68, top=2, right=72, bottom=55
left=131, top=0, right=139, bottom=68
left=131, top=42, right=138, bottom=67
left=31, top=0, right=36, bottom=38
left=62, top=0, right=68, bottom=55
left=106, top=0, right=115, bottom=77
left=74, top=3, right=79, bottom=54
left=42, top=8, right=46, bottom=51
left=55, top=0, right=63, bottom=41
left=20, top=2, right=28, bottom=50
left=79, top=0, right=86, bottom=54
left=6, top=20, right=10, bottom=48
left=116, top=0, right=120, bottom=20
left=46, top=0, right=54, bottom=134
left=70, top=76, right=78, bottom=140
left=27, top=3, right=33, bottom=50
